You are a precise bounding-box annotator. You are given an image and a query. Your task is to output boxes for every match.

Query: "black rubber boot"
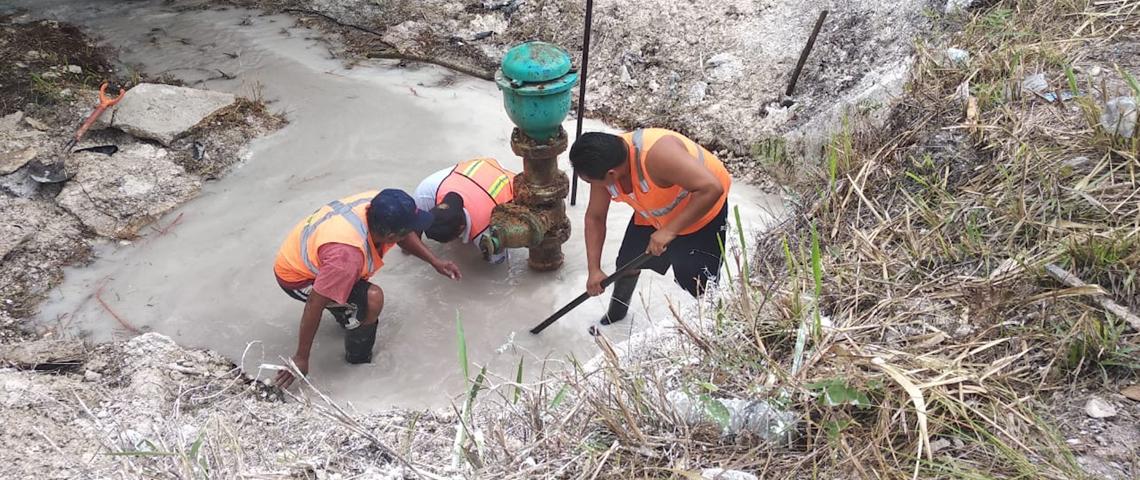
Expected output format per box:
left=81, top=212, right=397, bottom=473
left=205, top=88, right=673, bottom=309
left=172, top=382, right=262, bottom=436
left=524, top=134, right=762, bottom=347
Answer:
left=600, top=274, right=640, bottom=325
left=328, top=306, right=351, bottom=327
left=344, top=322, right=378, bottom=364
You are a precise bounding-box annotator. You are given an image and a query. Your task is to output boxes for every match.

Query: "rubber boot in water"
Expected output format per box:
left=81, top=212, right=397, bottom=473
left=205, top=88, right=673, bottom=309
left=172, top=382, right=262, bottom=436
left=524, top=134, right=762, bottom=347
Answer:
left=600, top=273, right=640, bottom=325
left=344, top=322, right=378, bottom=364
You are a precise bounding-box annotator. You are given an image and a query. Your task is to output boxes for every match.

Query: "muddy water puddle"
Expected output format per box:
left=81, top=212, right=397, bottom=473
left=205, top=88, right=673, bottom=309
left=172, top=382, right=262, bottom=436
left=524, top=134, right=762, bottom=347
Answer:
left=14, top=0, right=787, bottom=410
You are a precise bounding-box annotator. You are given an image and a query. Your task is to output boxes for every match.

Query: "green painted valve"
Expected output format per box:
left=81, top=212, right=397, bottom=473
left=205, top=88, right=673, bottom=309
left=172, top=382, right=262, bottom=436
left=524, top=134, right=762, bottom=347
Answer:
left=495, top=41, right=579, bottom=141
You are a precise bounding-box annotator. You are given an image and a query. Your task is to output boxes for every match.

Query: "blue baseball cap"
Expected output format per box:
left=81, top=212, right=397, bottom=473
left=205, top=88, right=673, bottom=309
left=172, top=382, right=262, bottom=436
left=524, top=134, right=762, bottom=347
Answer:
left=368, top=189, right=433, bottom=234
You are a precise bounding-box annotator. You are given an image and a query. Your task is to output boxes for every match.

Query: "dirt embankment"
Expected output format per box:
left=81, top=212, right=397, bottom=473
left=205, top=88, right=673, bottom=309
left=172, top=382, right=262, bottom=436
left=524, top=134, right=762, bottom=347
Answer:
left=225, top=0, right=927, bottom=171
left=0, top=15, right=285, bottom=341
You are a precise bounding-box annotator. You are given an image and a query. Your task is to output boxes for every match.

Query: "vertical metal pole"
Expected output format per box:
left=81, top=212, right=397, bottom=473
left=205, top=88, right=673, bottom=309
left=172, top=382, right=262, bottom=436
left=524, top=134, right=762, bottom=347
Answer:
left=570, top=0, right=594, bottom=206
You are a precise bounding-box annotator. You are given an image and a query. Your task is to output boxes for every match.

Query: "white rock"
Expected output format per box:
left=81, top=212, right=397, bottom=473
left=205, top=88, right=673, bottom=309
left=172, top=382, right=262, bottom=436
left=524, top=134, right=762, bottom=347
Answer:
left=40, top=71, right=60, bottom=79
left=945, top=48, right=970, bottom=66
left=687, top=81, right=708, bottom=105
left=1100, top=96, right=1137, bottom=138
left=706, top=53, right=743, bottom=82
left=65, top=65, right=83, bottom=74
left=620, top=65, right=634, bottom=85
left=470, top=13, right=508, bottom=35
left=1085, top=396, right=1117, bottom=419
left=945, top=0, right=976, bottom=13
left=701, top=468, right=757, bottom=480
left=23, top=116, right=50, bottom=131
left=1064, top=156, right=1090, bottom=167
left=0, top=111, right=24, bottom=131
left=95, top=83, right=237, bottom=146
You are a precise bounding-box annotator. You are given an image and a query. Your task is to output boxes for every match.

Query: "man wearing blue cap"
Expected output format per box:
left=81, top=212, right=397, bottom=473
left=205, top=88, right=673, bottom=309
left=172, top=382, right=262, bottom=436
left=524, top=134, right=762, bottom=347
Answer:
left=272, top=189, right=462, bottom=388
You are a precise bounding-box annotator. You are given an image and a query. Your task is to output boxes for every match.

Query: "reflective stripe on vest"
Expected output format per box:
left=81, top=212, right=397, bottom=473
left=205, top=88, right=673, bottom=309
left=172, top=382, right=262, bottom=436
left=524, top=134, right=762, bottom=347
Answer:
left=299, top=197, right=375, bottom=276
left=613, top=128, right=706, bottom=220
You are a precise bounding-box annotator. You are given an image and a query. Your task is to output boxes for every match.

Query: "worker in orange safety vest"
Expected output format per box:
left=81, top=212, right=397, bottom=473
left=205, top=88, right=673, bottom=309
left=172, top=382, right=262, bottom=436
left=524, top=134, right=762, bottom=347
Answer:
left=414, top=158, right=517, bottom=264
left=570, top=128, right=732, bottom=326
left=272, top=189, right=462, bottom=389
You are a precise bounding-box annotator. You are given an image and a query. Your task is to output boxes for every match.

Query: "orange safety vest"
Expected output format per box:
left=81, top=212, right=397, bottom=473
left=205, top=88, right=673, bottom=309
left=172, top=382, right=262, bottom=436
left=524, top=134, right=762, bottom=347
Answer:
left=436, top=158, right=516, bottom=242
left=609, top=128, right=731, bottom=235
left=273, top=191, right=394, bottom=283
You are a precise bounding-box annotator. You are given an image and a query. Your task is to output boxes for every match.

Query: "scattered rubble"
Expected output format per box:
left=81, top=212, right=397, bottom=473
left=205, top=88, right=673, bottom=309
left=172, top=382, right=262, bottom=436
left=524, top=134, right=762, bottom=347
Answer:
left=0, top=333, right=458, bottom=478
left=95, top=83, right=238, bottom=146
left=0, top=195, right=89, bottom=319
left=0, top=15, right=282, bottom=337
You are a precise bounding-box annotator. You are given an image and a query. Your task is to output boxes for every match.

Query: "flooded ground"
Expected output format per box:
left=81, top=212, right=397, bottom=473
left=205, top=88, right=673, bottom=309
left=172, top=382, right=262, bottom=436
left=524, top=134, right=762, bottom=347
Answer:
left=13, top=0, right=786, bottom=410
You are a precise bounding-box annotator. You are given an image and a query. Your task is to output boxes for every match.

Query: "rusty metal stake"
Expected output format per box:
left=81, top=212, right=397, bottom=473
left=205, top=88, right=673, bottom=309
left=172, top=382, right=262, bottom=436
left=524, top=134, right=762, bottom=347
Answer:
left=782, top=10, right=829, bottom=107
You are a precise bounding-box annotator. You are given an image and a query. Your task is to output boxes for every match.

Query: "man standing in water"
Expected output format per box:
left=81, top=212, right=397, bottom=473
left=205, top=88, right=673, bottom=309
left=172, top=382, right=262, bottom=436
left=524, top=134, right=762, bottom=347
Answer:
left=272, top=189, right=462, bottom=388
left=569, top=128, right=732, bottom=325
left=413, top=158, right=517, bottom=264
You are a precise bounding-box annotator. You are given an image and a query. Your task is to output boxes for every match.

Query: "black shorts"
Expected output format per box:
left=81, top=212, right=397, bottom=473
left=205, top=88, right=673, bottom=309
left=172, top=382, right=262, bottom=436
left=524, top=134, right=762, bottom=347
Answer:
left=615, top=202, right=729, bottom=297
left=281, top=279, right=371, bottom=326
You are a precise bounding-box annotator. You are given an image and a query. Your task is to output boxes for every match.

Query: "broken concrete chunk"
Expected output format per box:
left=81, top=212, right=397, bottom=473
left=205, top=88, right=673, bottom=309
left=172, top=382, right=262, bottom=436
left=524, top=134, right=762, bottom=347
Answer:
left=1099, top=96, right=1137, bottom=138
left=0, top=339, right=86, bottom=370
left=96, top=83, right=237, bottom=146
left=1085, top=396, right=1117, bottom=419
left=0, top=198, right=39, bottom=259
left=56, top=144, right=201, bottom=239
left=0, top=146, right=38, bottom=175
left=23, top=116, right=51, bottom=131
left=0, top=111, right=25, bottom=131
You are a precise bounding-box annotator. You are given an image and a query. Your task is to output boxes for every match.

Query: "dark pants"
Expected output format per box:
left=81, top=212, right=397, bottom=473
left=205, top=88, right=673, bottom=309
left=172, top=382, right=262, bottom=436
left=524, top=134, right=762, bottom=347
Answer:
left=280, top=279, right=371, bottom=327
left=615, top=202, right=728, bottom=297
left=281, top=279, right=377, bottom=363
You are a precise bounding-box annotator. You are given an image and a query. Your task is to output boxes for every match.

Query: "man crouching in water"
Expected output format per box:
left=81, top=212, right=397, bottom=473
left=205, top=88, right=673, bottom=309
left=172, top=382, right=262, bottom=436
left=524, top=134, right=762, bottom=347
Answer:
left=272, top=189, right=461, bottom=388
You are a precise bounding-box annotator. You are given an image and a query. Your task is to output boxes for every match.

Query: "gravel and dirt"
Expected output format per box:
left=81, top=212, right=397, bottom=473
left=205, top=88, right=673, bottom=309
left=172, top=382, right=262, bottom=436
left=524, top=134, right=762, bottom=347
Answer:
left=1, top=1, right=1138, bottom=479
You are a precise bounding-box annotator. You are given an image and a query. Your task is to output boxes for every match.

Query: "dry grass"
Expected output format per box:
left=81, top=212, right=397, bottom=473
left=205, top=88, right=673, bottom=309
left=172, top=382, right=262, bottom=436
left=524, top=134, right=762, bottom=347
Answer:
left=446, top=1, right=1140, bottom=478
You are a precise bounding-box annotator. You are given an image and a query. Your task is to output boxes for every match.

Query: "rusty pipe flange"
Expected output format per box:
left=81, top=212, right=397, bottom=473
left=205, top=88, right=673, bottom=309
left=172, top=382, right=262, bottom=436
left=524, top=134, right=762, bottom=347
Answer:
left=542, top=209, right=571, bottom=244
left=512, top=172, right=570, bottom=207
left=488, top=202, right=548, bottom=249
left=510, top=126, right=568, bottom=160
left=527, top=240, right=565, bottom=271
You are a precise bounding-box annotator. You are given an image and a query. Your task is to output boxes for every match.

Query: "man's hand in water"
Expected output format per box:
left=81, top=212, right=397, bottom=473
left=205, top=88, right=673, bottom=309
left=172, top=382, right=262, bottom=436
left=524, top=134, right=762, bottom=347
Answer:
left=433, top=260, right=462, bottom=280
left=273, top=355, right=309, bottom=390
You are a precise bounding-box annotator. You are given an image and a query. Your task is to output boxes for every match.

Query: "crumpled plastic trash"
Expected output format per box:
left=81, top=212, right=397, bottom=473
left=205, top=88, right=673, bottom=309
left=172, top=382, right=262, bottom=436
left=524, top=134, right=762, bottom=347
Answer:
left=1100, top=96, right=1138, bottom=138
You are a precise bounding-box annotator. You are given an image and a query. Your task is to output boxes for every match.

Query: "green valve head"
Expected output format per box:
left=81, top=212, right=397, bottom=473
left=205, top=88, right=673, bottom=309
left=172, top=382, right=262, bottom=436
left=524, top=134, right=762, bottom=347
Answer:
left=501, top=41, right=573, bottom=83
left=496, top=41, right=579, bottom=141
